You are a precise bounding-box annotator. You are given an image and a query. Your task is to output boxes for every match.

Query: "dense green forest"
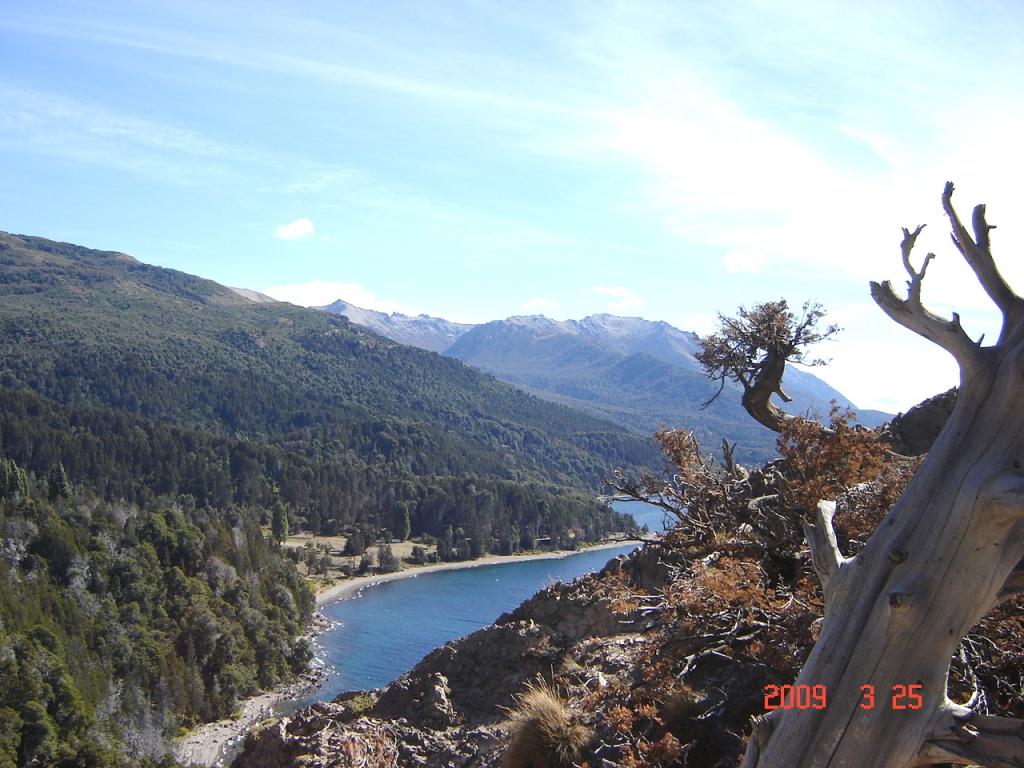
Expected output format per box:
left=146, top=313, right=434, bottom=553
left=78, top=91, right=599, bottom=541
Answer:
left=0, top=386, right=633, bottom=548
left=0, top=231, right=654, bottom=544
left=0, top=456, right=314, bottom=766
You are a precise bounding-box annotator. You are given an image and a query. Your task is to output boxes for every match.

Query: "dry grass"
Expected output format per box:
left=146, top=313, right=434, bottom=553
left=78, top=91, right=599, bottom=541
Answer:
left=504, top=682, right=592, bottom=768
left=334, top=728, right=399, bottom=767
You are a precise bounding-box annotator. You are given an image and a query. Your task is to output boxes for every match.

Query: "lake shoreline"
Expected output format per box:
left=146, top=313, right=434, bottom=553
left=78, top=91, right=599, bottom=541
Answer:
left=172, top=537, right=644, bottom=766
left=314, top=537, right=644, bottom=606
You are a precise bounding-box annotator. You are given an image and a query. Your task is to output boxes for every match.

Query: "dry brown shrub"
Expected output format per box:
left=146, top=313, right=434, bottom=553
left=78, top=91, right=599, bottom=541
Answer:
left=334, top=727, right=399, bottom=767
left=832, top=456, right=921, bottom=550
left=504, top=681, right=593, bottom=768
left=610, top=428, right=754, bottom=544
left=777, top=405, right=890, bottom=518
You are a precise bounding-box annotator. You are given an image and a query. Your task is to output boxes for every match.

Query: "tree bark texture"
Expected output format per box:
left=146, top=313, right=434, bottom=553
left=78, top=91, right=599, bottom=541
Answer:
left=747, top=183, right=1024, bottom=768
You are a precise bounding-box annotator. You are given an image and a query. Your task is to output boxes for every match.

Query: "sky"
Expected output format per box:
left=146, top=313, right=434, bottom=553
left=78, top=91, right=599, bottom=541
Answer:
left=3, top=0, right=1024, bottom=413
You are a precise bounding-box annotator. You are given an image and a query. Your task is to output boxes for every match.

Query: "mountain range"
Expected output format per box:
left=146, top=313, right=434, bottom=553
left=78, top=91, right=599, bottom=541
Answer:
left=321, top=300, right=890, bottom=462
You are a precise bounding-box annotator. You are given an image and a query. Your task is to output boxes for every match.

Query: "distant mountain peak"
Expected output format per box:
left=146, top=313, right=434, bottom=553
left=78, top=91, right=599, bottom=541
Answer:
left=317, top=298, right=891, bottom=461
left=320, top=298, right=472, bottom=353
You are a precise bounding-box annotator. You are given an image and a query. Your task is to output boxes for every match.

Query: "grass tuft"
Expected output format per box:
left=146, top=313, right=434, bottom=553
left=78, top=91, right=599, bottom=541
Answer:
left=503, top=681, right=592, bottom=768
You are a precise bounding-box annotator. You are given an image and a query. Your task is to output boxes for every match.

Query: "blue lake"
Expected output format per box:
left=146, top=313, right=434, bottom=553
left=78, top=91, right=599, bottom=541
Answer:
left=296, top=500, right=668, bottom=705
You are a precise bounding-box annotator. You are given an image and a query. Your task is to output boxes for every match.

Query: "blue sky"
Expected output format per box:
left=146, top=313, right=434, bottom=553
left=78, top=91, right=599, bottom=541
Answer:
left=3, top=1, right=1023, bottom=412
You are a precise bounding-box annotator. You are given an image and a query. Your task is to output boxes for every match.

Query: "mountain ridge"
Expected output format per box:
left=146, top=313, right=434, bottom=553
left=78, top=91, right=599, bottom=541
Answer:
left=319, top=299, right=890, bottom=462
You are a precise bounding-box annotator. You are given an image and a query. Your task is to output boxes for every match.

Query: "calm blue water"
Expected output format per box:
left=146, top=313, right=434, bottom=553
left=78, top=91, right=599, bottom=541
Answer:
left=293, top=500, right=667, bottom=706
left=613, top=498, right=676, bottom=533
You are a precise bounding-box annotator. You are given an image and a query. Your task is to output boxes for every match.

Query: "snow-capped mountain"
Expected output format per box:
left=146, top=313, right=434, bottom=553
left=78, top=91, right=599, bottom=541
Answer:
left=320, top=299, right=472, bottom=353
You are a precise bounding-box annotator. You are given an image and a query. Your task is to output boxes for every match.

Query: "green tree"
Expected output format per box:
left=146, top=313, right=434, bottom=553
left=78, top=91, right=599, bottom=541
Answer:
left=357, top=551, right=374, bottom=575
left=271, top=501, right=289, bottom=543
left=377, top=543, right=399, bottom=573
left=398, top=502, right=412, bottom=541
left=343, top=529, right=365, bottom=556
left=47, top=463, right=72, bottom=502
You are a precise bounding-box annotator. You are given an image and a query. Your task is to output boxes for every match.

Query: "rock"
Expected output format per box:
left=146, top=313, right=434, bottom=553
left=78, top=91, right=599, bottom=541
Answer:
left=374, top=673, right=459, bottom=729
left=880, top=386, right=956, bottom=455
left=375, top=621, right=558, bottom=725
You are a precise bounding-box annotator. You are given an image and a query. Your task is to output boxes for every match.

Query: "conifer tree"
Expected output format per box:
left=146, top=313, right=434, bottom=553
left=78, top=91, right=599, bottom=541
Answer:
left=271, top=501, right=289, bottom=543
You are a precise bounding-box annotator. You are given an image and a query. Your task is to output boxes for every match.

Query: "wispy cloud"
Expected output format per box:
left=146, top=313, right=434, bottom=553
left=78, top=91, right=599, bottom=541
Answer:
left=592, top=285, right=644, bottom=314
left=0, top=84, right=242, bottom=184
left=0, top=13, right=585, bottom=121
left=563, top=1, right=1024, bottom=296
left=274, top=217, right=314, bottom=240
left=263, top=280, right=405, bottom=312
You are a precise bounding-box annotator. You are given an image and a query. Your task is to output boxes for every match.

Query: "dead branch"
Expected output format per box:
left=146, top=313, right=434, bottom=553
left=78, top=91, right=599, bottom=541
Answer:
left=870, top=222, right=983, bottom=369
left=942, top=181, right=1023, bottom=337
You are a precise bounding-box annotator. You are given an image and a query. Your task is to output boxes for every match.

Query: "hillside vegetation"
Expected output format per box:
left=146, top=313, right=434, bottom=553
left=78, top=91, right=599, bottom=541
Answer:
left=0, top=458, right=313, bottom=766
left=0, top=232, right=658, bottom=544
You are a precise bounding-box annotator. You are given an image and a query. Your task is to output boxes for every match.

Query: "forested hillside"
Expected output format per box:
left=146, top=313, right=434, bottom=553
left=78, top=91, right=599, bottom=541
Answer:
left=0, top=457, right=313, bottom=766
left=0, top=387, right=629, bottom=547
left=0, top=232, right=658, bottom=538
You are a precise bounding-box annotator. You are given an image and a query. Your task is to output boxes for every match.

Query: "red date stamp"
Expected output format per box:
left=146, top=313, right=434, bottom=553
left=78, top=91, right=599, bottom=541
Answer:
left=763, top=683, right=923, bottom=711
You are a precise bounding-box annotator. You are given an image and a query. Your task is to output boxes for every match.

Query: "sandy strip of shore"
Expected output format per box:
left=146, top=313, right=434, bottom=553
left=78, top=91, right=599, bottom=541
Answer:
left=171, top=539, right=641, bottom=766
left=315, top=538, right=641, bottom=606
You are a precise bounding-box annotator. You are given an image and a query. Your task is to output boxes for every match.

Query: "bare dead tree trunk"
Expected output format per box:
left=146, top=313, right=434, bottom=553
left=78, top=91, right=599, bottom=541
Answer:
left=744, top=182, right=1024, bottom=768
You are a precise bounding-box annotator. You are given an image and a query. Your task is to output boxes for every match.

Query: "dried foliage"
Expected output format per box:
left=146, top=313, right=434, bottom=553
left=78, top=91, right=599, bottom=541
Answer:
left=504, top=681, right=592, bottom=768
left=596, top=410, right=921, bottom=766
left=334, top=727, right=399, bottom=767
left=609, top=429, right=784, bottom=547
left=776, top=405, right=891, bottom=518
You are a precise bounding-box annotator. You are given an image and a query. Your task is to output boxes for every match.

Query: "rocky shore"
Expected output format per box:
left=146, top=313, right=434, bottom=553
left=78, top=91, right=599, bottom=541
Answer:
left=173, top=539, right=642, bottom=767
left=231, top=543, right=700, bottom=767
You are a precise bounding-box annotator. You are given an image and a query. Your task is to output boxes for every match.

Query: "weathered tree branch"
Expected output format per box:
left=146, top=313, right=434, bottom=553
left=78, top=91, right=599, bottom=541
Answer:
left=942, top=181, right=1023, bottom=334
left=740, top=712, right=779, bottom=768
left=740, top=349, right=796, bottom=433
left=918, top=705, right=1024, bottom=768
left=870, top=223, right=982, bottom=369
left=801, top=500, right=847, bottom=605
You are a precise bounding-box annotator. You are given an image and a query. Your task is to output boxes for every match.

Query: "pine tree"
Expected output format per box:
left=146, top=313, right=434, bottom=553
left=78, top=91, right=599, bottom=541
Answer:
left=46, top=463, right=71, bottom=502
left=271, top=501, right=289, bottom=543
left=399, top=502, right=412, bottom=541
left=343, top=529, right=365, bottom=556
